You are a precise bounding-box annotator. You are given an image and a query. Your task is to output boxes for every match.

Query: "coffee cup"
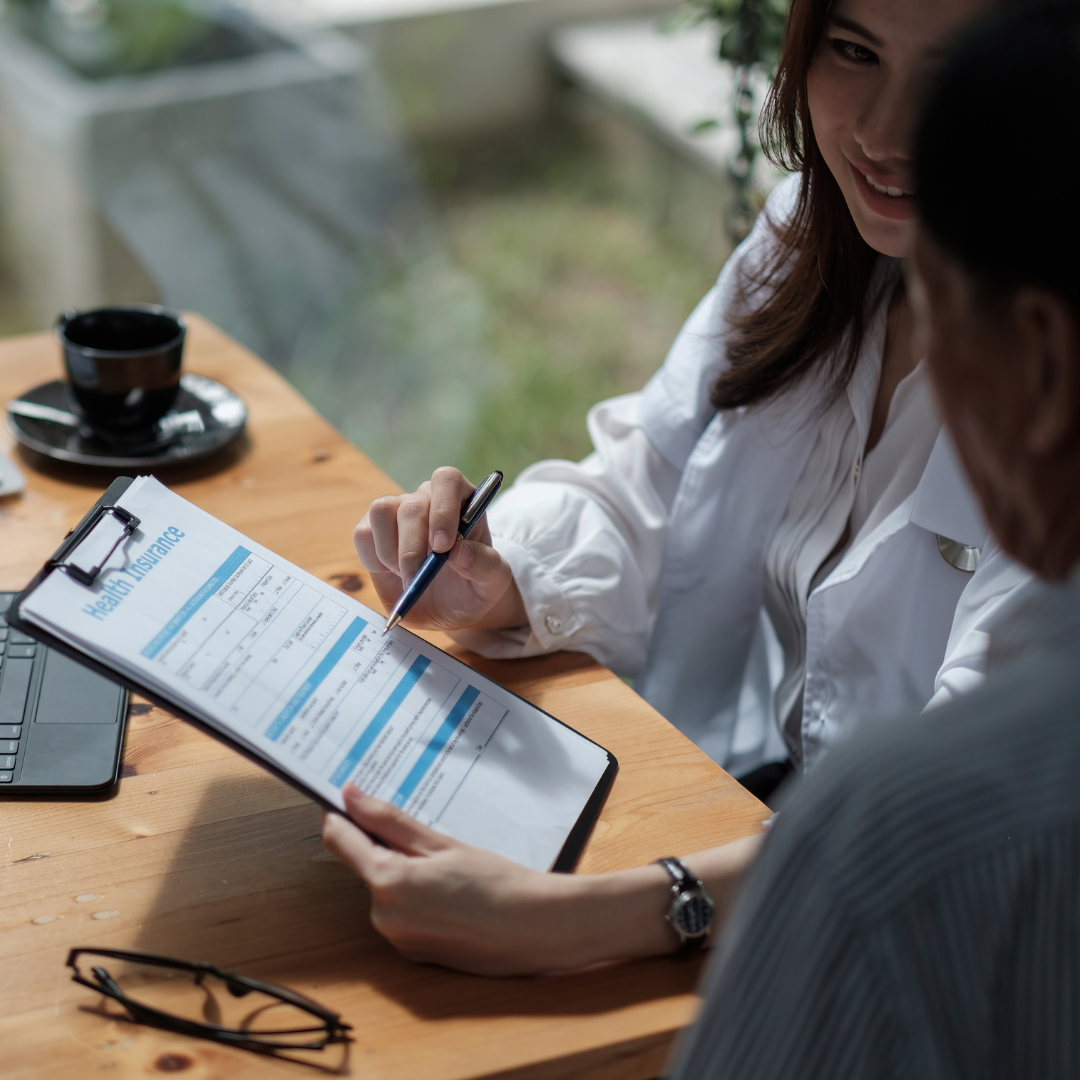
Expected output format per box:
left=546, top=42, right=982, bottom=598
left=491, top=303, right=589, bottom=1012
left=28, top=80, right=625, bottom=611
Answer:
left=56, top=305, right=186, bottom=439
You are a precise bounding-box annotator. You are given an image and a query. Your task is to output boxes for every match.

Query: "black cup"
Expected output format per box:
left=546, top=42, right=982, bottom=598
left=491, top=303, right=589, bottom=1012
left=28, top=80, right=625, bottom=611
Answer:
left=56, top=305, right=186, bottom=439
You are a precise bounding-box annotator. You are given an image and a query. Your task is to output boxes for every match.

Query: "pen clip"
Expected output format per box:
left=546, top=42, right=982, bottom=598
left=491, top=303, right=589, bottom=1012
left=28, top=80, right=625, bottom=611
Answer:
left=460, top=470, right=503, bottom=531
left=46, top=504, right=141, bottom=587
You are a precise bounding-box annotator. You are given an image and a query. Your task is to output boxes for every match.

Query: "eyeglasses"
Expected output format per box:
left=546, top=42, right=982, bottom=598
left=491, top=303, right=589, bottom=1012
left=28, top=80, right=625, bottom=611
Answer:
left=67, top=948, right=352, bottom=1056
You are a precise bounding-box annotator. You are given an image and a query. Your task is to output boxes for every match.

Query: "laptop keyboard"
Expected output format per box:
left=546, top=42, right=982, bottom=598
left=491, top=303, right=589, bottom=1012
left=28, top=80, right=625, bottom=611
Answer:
left=0, top=600, right=39, bottom=783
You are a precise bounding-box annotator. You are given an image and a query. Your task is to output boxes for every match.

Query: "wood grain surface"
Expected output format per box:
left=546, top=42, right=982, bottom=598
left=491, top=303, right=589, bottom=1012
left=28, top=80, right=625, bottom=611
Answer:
left=0, top=318, right=767, bottom=1080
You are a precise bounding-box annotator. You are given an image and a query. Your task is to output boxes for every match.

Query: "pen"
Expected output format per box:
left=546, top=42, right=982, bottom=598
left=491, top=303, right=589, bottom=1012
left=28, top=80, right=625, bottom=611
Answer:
left=382, top=470, right=504, bottom=636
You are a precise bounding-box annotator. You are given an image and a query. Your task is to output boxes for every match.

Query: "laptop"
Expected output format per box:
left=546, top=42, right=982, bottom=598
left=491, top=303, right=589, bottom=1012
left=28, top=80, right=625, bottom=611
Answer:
left=0, top=591, right=127, bottom=792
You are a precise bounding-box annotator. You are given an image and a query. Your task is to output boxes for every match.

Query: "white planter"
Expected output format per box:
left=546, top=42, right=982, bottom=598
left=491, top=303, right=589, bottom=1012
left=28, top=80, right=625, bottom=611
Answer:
left=0, top=19, right=411, bottom=350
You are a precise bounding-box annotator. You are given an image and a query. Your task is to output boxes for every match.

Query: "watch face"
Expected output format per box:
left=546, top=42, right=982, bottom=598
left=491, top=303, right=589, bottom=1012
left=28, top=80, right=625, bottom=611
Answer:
left=672, top=891, right=713, bottom=938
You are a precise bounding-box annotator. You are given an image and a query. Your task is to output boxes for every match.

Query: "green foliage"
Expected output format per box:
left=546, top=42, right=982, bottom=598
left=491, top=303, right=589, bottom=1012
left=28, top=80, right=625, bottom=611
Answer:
left=6, top=0, right=217, bottom=79
left=421, top=134, right=720, bottom=486
left=450, top=188, right=718, bottom=483
left=680, top=0, right=790, bottom=239
left=686, top=0, right=789, bottom=68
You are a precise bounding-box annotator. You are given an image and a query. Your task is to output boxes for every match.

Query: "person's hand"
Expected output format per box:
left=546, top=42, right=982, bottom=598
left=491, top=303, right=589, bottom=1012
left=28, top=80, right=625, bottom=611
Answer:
left=321, top=786, right=596, bottom=975
left=323, top=787, right=765, bottom=975
left=354, top=467, right=527, bottom=632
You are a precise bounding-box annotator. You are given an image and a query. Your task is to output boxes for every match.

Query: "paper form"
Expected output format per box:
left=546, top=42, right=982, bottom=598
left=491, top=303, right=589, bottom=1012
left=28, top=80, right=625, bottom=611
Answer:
left=21, top=477, right=612, bottom=871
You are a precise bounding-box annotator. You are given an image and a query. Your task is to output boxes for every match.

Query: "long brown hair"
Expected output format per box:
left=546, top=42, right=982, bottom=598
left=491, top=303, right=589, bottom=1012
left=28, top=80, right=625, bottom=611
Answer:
left=710, top=0, right=881, bottom=411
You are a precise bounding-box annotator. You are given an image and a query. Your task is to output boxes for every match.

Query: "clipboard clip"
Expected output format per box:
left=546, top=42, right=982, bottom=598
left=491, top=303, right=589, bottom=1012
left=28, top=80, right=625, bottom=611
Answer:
left=47, top=504, right=141, bottom=587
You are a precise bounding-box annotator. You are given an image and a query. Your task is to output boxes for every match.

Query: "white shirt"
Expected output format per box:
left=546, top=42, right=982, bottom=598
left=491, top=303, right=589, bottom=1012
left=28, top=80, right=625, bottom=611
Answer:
left=452, top=175, right=1034, bottom=776
left=764, top=347, right=941, bottom=764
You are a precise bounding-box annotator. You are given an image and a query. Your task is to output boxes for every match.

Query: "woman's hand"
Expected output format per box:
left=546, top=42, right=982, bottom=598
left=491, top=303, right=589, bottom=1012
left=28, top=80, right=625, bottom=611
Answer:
left=321, top=786, right=686, bottom=976
left=322, top=786, right=594, bottom=975
left=354, top=467, right=527, bottom=633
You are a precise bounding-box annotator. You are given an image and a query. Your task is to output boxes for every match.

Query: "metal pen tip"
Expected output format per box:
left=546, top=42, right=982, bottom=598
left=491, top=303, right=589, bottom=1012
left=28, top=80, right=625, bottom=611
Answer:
left=382, top=613, right=401, bottom=636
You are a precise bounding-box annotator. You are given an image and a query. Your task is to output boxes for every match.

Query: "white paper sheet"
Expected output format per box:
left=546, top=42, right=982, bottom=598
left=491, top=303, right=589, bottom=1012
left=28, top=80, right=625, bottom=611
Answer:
left=20, top=477, right=612, bottom=871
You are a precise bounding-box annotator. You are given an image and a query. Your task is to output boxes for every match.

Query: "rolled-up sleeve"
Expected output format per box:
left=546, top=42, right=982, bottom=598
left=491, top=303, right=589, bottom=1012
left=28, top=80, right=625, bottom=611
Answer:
left=448, top=392, right=680, bottom=675
left=449, top=176, right=800, bottom=675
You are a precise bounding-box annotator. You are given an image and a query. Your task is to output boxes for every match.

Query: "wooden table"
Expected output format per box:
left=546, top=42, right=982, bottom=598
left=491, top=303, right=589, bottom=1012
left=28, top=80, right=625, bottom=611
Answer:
left=0, top=317, right=767, bottom=1080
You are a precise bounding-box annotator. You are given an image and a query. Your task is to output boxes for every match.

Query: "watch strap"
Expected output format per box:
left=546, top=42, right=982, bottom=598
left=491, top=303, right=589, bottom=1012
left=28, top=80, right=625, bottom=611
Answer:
left=656, top=857, right=712, bottom=950
left=657, top=856, right=696, bottom=890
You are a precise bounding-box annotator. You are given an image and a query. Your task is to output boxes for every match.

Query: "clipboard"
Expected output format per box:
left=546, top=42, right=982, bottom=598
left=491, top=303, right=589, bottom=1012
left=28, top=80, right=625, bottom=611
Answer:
left=9, top=478, right=618, bottom=872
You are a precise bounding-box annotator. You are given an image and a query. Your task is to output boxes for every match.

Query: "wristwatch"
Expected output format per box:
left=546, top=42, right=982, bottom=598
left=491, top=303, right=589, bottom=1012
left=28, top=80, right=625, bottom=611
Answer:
left=656, top=857, right=714, bottom=949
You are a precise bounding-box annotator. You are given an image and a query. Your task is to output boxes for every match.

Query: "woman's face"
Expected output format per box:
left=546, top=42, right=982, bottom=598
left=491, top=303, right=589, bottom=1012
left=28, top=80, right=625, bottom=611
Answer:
left=807, top=0, right=994, bottom=258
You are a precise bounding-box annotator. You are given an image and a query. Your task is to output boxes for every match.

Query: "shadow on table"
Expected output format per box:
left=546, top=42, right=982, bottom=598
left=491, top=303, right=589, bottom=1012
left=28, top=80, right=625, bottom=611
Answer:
left=11, top=431, right=252, bottom=491
left=129, top=770, right=705, bottom=1030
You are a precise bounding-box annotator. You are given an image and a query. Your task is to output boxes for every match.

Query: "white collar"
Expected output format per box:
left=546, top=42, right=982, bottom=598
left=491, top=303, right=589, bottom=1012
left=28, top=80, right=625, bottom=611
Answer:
left=909, top=428, right=989, bottom=548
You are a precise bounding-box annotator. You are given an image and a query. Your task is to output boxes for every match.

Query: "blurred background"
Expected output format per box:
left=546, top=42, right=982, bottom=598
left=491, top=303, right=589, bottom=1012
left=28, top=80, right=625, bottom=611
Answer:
left=0, top=0, right=786, bottom=488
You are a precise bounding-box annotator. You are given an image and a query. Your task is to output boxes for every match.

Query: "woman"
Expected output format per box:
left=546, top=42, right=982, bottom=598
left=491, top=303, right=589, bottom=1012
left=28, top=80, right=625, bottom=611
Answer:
left=671, top=4, right=1080, bottom=1074
left=321, top=0, right=1025, bottom=977
left=355, top=0, right=1028, bottom=801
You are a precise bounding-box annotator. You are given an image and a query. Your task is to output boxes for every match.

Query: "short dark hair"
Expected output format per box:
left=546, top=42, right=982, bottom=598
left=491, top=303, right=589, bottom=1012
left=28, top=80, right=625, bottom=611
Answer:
left=915, top=0, right=1080, bottom=317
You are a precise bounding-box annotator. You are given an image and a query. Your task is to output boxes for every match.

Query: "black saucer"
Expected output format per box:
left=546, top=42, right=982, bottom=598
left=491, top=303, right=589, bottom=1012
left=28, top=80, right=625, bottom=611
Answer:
left=5, top=374, right=246, bottom=468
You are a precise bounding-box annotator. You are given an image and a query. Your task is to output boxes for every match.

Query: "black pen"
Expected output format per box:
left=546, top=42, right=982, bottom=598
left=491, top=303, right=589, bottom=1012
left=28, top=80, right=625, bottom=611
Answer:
left=382, top=470, right=504, bottom=636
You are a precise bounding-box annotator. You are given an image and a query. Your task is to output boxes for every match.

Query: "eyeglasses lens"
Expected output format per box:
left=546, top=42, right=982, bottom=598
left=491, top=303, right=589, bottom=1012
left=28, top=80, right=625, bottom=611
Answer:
left=72, top=955, right=327, bottom=1046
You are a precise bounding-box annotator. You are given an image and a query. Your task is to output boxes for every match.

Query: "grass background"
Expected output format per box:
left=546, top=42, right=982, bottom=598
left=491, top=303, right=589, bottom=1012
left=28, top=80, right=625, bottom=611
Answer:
left=0, top=120, right=721, bottom=488
left=421, top=125, right=719, bottom=485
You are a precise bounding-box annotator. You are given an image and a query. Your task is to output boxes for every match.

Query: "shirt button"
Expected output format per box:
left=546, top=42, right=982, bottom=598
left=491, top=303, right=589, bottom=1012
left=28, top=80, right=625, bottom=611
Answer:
left=545, top=614, right=564, bottom=635
left=853, top=459, right=861, bottom=482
